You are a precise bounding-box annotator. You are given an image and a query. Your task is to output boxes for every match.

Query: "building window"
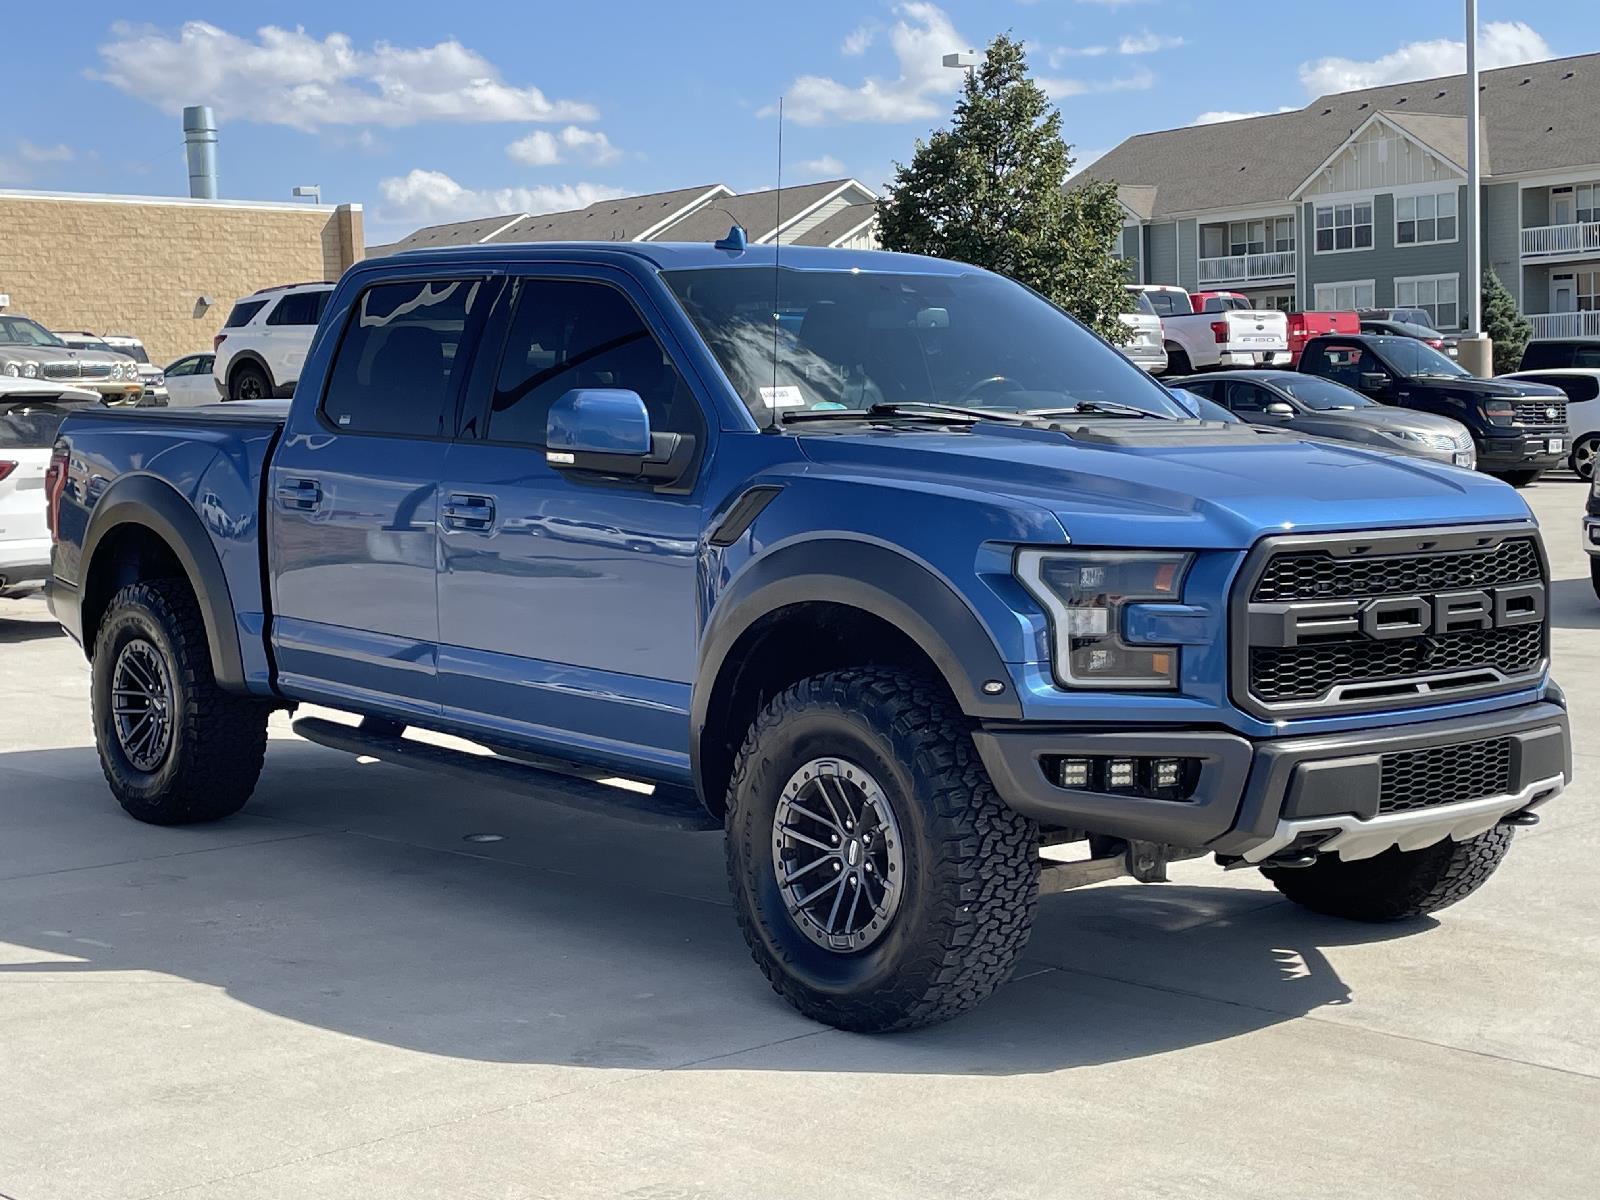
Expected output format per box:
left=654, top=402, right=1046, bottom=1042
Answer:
left=1313, top=280, right=1375, bottom=311
left=1395, top=274, right=1460, bottom=329
left=1578, top=184, right=1600, bottom=225
left=1270, top=216, right=1295, bottom=253
left=1229, top=220, right=1266, bottom=256
left=1314, top=201, right=1373, bottom=252
left=1396, top=190, right=1458, bottom=245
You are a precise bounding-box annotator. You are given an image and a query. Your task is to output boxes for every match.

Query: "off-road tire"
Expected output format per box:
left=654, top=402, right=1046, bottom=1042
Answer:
left=229, top=361, right=272, bottom=402
left=92, top=579, right=269, bottom=824
left=1263, top=826, right=1513, bottom=922
left=1495, top=469, right=1543, bottom=488
left=725, top=667, right=1039, bottom=1032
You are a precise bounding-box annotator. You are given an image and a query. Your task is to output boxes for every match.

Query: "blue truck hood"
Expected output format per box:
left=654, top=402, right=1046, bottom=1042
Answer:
left=796, top=423, right=1530, bottom=549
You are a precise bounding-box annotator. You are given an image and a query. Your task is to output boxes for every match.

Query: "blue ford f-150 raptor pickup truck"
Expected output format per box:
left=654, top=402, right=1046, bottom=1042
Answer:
left=45, top=240, right=1571, bottom=1032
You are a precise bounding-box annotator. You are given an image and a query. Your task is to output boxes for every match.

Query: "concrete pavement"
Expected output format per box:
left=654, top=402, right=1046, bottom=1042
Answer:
left=1, top=480, right=1596, bottom=1199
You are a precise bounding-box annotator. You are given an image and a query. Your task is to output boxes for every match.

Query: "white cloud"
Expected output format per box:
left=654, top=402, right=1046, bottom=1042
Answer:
left=1299, top=21, right=1550, bottom=94
left=799, top=155, right=847, bottom=177
left=94, top=21, right=598, bottom=131
left=1119, top=32, right=1183, bottom=55
left=1192, top=106, right=1296, bottom=125
left=842, top=25, right=877, bottom=56
left=1041, top=68, right=1155, bottom=101
left=767, top=2, right=969, bottom=126
left=1075, top=0, right=1153, bottom=7
left=377, top=169, right=625, bottom=226
left=1048, top=45, right=1110, bottom=66
left=18, top=140, right=74, bottom=163
left=508, top=126, right=620, bottom=167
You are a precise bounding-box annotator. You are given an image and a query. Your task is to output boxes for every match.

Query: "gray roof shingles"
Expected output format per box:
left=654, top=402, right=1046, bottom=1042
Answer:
left=486, top=185, right=727, bottom=243
left=657, top=180, right=856, bottom=243
left=793, top=201, right=878, bottom=247
left=1080, top=52, right=1599, bottom=218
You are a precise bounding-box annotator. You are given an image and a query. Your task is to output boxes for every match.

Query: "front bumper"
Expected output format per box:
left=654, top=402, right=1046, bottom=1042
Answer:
left=1224, top=349, right=1290, bottom=368
left=973, top=699, right=1570, bottom=863
left=0, top=538, right=50, bottom=592
left=87, top=381, right=146, bottom=405
left=1125, top=345, right=1169, bottom=374
left=1479, top=429, right=1565, bottom=472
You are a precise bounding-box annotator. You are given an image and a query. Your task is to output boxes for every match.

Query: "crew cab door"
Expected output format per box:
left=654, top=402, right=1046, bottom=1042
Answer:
left=435, top=268, right=711, bottom=780
left=267, top=274, right=494, bottom=715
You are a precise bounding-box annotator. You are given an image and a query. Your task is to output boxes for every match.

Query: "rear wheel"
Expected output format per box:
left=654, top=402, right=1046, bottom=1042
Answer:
left=229, top=361, right=271, bottom=402
left=724, top=668, right=1038, bottom=1032
left=1495, top=469, right=1543, bottom=488
left=92, top=579, right=269, bottom=824
left=1570, top=434, right=1599, bottom=481
left=1165, top=344, right=1192, bottom=375
left=1263, top=827, right=1512, bottom=922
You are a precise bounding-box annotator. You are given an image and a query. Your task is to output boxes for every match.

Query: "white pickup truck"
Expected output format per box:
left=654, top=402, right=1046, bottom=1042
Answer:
left=1130, top=285, right=1288, bottom=373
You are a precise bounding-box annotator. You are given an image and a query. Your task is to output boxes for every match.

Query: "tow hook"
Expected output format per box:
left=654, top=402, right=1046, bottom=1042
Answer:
left=1499, top=809, right=1541, bottom=828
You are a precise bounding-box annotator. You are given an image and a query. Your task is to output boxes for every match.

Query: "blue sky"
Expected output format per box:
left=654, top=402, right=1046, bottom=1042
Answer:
left=6, top=1, right=1600, bottom=241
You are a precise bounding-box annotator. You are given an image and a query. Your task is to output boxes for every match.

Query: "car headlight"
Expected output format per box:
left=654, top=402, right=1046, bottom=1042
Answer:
left=2, top=363, right=18, bottom=377
left=1385, top=428, right=1456, bottom=452
left=23, top=361, right=39, bottom=378
left=150, top=372, right=165, bottom=387
left=1016, top=550, right=1193, bottom=689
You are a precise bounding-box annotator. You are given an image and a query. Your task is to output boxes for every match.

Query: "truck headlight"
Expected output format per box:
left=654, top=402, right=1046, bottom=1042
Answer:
left=1016, top=550, right=1193, bottom=689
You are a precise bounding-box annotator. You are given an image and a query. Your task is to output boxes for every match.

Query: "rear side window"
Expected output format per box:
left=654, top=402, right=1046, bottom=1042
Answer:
left=487, top=278, right=703, bottom=447
left=0, top=401, right=91, bottom=448
left=223, top=300, right=268, bottom=328
left=1538, top=374, right=1600, bottom=404
left=1143, top=290, right=1188, bottom=317
left=267, top=290, right=331, bottom=327
left=321, top=279, right=483, bottom=437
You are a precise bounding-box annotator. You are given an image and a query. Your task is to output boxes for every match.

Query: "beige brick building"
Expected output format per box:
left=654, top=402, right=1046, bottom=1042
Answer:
left=0, top=190, right=363, bottom=366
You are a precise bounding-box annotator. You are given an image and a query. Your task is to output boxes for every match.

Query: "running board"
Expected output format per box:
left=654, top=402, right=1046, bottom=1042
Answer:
left=290, top=716, right=720, bottom=832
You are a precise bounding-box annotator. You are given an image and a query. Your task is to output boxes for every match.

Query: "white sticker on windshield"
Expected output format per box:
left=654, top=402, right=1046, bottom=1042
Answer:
left=760, top=385, right=805, bottom=409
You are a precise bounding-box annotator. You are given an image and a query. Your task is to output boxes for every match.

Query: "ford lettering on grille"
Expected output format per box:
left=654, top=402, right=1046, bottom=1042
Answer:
left=1233, top=528, right=1548, bottom=717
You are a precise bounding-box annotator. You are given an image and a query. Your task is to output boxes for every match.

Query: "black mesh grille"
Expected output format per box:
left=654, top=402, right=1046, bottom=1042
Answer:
left=1243, top=534, right=1546, bottom=713
left=1379, top=738, right=1513, bottom=814
left=1511, top=399, right=1566, bottom=426
left=1251, top=625, right=1544, bottom=702
left=1252, top=537, right=1542, bottom=602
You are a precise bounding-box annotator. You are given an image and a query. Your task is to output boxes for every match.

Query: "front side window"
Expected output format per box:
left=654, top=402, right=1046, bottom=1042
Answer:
left=0, top=316, right=66, bottom=348
left=666, top=266, right=1188, bottom=426
left=1314, top=201, right=1373, bottom=252
left=1395, top=275, right=1460, bottom=330
left=321, top=279, right=482, bottom=437
left=1223, top=382, right=1273, bottom=413
left=1396, top=190, right=1458, bottom=246
left=1275, top=375, right=1376, bottom=409
left=487, top=278, right=703, bottom=447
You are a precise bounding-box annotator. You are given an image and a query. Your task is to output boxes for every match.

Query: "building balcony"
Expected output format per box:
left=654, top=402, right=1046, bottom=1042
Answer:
left=1526, top=310, right=1600, bottom=339
left=1521, top=222, right=1600, bottom=258
left=1196, top=250, right=1296, bottom=286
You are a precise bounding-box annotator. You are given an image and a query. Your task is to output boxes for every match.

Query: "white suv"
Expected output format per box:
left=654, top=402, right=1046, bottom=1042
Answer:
left=212, top=282, right=334, bottom=401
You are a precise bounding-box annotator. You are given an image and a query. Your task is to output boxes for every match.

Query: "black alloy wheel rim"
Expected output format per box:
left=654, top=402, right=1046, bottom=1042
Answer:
left=111, top=639, right=174, bottom=772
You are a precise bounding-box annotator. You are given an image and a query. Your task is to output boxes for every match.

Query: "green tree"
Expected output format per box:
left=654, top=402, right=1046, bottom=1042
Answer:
left=877, top=33, right=1129, bottom=343
left=1481, top=268, right=1531, bottom=375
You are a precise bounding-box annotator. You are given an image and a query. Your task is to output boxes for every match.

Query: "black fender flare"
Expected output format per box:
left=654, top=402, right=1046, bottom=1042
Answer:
left=79, top=473, right=247, bottom=691
left=690, top=538, right=1022, bottom=793
left=225, top=351, right=277, bottom=394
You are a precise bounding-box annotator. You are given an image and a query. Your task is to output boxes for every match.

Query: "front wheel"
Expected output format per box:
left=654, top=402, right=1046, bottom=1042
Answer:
left=92, top=579, right=270, bottom=824
left=1263, top=826, right=1512, bottom=922
left=724, top=668, right=1038, bottom=1032
left=1570, top=434, right=1599, bottom=482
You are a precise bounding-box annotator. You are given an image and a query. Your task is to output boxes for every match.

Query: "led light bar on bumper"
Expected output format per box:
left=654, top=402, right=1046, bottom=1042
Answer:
left=1016, top=550, right=1194, bottom=689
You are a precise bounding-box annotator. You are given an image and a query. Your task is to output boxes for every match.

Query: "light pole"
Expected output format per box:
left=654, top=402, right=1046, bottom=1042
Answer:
left=1460, top=0, right=1491, bottom=374
left=942, top=50, right=979, bottom=77
left=292, top=185, right=322, bottom=204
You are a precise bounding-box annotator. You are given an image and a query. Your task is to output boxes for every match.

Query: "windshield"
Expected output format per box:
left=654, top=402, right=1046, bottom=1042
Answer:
left=63, top=336, right=116, bottom=353
left=665, top=267, right=1187, bottom=425
left=1273, top=375, right=1377, bottom=410
left=0, top=317, right=66, bottom=348
left=1376, top=336, right=1468, bottom=377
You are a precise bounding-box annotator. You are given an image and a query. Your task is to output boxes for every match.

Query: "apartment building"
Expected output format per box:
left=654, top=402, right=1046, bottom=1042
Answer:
left=1085, top=52, right=1600, bottom=338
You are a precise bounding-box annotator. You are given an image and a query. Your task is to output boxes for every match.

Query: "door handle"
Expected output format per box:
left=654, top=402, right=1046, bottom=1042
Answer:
left=442, top=494, right=496, bottom=531
left=275, top=478, right=322, bottom=510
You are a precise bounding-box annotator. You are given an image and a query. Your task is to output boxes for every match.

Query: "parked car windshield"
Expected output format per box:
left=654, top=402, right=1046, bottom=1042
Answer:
left=666, top=267, right=1188, bottom=425
left=0, top=316, right=66, bottom=348
left=61, top=335, right=116, bottom=353
left=1374, top=336, right=1469, bottom=377
left=1272, top=375, right=1377, bottom=410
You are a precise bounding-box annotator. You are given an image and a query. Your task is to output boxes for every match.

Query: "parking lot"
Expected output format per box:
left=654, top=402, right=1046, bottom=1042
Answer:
left=0, top=480, right=1593, bottom=1200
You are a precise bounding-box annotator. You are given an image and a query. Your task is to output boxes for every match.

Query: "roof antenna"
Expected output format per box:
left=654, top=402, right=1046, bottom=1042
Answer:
left=768, top=95, right=784, bottom=432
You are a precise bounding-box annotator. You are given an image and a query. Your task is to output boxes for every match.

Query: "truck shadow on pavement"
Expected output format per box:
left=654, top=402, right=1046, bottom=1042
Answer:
left=0, top=740, right=1424, bottom=1075
left=1548, top=577, right=1600, bottom=630
left=0, top=611, right=64, bottom=643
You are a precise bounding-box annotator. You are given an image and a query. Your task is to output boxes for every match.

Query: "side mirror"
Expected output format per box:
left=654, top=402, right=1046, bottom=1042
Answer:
left=545, top=388, right=695, bottom=484
left=1359, top=371, right=1392, bottom=394
left=1263, top=401, right=1295, bottom=417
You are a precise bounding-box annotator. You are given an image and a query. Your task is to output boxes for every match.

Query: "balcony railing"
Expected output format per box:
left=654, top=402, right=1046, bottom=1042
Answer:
left=1521, top=222, right=1600, bottom=257
left=1197, top=250, right=1296, bottom=285
left=1526, top=310, right=1600, bottom=338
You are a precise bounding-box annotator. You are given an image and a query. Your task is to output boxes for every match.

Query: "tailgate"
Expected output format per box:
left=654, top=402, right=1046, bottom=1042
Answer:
left=1226, top=311, right=1287, bottom=351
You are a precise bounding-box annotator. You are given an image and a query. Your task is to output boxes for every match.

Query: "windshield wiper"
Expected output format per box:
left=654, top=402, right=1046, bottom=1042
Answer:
left=1024, top=400, right=1170, bottom=420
